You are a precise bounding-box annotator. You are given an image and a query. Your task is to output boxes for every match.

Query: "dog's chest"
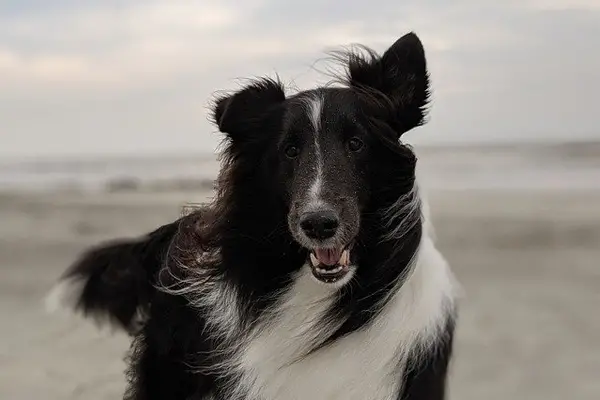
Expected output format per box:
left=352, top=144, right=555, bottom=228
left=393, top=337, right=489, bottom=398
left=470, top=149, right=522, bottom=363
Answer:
left=228, top=272, right=409, bottom=400
left=238, top=329, right=404, bottom=400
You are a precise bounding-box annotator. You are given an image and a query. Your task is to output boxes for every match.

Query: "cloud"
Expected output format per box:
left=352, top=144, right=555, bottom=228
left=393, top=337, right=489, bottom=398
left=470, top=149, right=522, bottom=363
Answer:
left=0, top=0, right=599, bottom=158
left=525, top=0, right=600, bottom=10
left=0, top=0, right=522, bottom=92
left=0, top=1, right=251, bottom=89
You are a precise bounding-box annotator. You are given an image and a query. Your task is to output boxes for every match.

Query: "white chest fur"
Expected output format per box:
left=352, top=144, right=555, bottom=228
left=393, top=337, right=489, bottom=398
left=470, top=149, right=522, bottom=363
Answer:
left=223, top=236, right=455, bottom=400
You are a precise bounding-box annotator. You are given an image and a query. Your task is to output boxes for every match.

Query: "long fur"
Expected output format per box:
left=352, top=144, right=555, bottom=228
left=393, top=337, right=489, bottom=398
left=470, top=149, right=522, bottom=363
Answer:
left=46, top=219, right=183, bottom=334
left=47, top=32, right=458, bottom=400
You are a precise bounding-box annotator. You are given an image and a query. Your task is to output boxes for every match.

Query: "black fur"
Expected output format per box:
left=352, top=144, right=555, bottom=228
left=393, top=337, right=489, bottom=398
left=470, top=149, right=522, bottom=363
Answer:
left=401, top=319, right=455, bottom=400
left=51, top=32, right=455, bottom=400
left=59, top=219, right=183, bottom=334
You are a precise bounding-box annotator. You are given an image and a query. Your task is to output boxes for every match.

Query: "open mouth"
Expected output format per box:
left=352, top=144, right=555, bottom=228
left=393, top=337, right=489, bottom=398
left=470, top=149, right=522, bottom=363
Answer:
left=308, top=245, right=352, bottom=283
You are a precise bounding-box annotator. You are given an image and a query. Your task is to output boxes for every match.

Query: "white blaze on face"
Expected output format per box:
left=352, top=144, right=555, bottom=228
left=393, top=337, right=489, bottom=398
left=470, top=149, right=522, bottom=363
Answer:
left=306, top=94, right=324, bottom=205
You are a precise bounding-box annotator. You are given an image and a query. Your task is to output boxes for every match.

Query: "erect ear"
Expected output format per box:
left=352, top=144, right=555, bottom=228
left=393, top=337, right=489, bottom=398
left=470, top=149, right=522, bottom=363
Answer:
left=346, top=32, right=430, bottom=134
left=211, top=77, right=286, bottom=143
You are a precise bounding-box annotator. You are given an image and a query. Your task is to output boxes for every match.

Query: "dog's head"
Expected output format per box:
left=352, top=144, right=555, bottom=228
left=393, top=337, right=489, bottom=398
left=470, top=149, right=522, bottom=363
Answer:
left=212, top=33, right=428, bottom=285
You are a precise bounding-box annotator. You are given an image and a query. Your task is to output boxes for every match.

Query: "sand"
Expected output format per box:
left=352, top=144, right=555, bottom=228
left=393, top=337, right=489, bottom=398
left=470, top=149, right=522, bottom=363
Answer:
left=0, top=187, right=599, bottom=400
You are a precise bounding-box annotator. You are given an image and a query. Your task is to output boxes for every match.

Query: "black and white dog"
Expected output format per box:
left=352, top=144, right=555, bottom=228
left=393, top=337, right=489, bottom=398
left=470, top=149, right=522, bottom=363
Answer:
left=47, top=32, right=458, bottom=400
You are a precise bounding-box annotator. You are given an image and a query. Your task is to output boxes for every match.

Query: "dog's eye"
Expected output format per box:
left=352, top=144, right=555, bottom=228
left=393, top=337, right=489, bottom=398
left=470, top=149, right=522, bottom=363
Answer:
left=348, top=137, right=364, bottom=152
left=284, top=144, right=300, bottom=158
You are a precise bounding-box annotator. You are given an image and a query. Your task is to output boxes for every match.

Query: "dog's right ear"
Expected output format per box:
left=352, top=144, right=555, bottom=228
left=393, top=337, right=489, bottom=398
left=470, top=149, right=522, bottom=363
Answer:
left=211, top=78, right=286, bottom=143
left=345, top=32, right=430, bottom=135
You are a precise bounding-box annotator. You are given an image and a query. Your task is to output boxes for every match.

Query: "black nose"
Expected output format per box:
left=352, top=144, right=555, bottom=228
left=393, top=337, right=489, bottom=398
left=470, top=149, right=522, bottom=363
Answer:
left=300, top=210, right=339, bottom=240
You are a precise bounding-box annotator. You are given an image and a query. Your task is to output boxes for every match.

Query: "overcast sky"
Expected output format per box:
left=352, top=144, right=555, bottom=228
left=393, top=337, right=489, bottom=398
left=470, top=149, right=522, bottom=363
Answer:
left=1, top=0, right=599, bottom=159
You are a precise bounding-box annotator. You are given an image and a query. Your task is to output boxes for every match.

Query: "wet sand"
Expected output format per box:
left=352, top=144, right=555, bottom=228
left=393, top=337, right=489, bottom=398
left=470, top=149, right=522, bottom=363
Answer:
left=0, top=188, right=599, bottom=400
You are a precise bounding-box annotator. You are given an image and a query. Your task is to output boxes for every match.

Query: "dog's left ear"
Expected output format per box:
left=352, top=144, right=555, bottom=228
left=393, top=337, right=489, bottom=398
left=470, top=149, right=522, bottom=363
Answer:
left=347, top=32, right=430, bottom=135
left=211, top=78, right=286, bottom=145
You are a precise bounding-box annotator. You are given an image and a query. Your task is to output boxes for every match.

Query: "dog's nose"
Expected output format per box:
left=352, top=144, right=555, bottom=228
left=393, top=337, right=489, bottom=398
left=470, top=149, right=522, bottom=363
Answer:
left=300, top=210, right=339, bottom=240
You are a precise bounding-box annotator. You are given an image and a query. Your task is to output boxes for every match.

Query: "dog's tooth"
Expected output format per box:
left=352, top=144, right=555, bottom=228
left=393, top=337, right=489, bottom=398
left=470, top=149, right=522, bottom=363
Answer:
left=310, top=253, right=319, bottom=267
left=339, top=250, right=349, bottom=266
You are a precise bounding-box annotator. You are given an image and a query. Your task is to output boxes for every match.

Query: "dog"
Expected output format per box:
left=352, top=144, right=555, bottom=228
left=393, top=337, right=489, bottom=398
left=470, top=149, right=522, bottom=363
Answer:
left=46, top=32, right=458, bottom=400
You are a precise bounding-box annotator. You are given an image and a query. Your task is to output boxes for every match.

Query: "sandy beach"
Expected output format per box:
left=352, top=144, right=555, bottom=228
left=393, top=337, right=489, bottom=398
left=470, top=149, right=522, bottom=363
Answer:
left=1, top=183, right=599, bottom=399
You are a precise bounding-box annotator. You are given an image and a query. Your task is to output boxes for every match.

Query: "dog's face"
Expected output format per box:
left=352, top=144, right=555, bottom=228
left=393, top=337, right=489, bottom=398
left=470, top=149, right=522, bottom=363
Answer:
left=280, top=90, right=382, bottom=285
left=212, top=33, right=428, bottom=285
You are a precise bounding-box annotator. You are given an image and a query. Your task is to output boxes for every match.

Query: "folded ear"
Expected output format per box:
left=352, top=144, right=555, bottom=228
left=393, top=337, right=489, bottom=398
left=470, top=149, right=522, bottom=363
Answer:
left=211, top=77, right=286, bottom=144
left=346, top=32, right=430, bottom=135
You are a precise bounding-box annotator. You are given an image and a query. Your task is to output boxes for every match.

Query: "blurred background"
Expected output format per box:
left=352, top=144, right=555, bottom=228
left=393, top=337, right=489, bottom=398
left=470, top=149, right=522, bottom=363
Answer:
left=1, top=1, right=599, bottom=399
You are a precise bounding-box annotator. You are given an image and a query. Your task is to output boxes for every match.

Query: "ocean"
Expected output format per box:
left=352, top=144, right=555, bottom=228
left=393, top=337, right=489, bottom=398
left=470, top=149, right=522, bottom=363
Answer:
left=1, top=142, right=599, bottom=192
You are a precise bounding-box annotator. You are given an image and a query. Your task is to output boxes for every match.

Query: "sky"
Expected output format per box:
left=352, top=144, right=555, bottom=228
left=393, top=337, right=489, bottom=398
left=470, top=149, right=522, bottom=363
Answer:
left=0, top=0, right=599, bottom=159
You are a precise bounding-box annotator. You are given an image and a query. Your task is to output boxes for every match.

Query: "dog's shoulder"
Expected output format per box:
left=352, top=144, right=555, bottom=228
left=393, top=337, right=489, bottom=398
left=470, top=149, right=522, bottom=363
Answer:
left=399, top=317, right=455, bottom=400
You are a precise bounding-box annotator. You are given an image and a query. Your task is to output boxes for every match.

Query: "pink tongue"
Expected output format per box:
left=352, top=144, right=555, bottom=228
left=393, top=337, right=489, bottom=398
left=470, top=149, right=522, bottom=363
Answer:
left=314, top=248, right=342, bottom=266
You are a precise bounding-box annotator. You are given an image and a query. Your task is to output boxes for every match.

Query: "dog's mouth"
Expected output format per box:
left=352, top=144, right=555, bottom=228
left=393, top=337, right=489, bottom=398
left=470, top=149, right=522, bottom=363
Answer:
left=308, top=244, right=353, bottom=283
